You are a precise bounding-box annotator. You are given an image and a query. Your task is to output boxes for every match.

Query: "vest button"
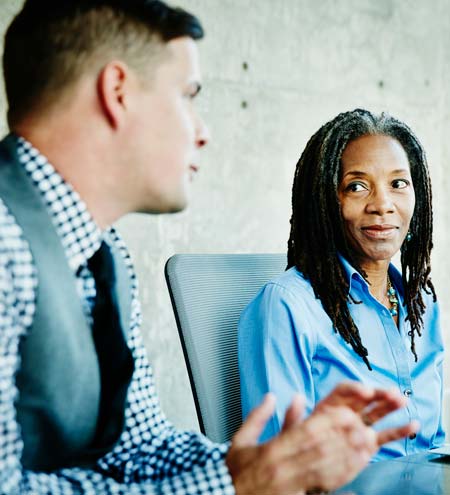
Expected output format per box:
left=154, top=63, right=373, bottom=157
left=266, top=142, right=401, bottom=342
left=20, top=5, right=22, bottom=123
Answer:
left=403, top=389, right=412, bottom=397
left=409, top=433, right=417, bottom=440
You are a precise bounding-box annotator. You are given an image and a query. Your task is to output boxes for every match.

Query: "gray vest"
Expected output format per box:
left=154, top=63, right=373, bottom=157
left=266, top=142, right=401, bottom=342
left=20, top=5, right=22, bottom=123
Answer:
left=0, top=135, right=133, bottom=471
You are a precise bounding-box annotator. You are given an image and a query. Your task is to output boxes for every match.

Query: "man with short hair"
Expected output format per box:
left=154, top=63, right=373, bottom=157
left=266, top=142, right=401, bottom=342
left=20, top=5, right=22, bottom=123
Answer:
left=0, top=1, right=417, bottom=493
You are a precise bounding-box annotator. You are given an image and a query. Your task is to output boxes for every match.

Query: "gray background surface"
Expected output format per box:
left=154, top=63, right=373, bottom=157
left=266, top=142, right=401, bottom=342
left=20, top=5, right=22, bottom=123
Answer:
left=1, top=0, right=449, bottom=434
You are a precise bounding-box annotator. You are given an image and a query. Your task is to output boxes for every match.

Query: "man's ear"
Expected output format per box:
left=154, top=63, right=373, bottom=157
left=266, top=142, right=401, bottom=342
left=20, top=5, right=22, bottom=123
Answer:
left=97, top=61, right=131, bottom=129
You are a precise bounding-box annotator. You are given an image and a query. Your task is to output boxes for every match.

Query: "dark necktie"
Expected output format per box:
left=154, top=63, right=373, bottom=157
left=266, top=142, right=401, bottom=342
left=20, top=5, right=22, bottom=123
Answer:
left=87, top=241, right=134, bottom=448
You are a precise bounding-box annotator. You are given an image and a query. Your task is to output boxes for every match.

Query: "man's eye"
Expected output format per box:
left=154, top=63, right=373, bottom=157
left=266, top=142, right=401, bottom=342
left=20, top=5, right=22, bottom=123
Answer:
left=392, top=179, right=410, bottom=189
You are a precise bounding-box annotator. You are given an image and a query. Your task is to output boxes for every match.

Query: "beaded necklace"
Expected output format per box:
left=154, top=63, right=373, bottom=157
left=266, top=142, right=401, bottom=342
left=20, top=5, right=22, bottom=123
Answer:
left=387, top=275, right=399, bottom=317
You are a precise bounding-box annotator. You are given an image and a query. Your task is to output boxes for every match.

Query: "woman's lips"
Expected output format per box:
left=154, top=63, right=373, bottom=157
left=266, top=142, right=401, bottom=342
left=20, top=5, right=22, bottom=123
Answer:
left=361, top=225, right=398, bottom=239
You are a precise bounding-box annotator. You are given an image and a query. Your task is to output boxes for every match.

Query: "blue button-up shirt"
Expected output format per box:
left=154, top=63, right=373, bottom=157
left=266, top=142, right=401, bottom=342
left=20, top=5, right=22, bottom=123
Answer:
left=238, top=258, right=445, bottom=461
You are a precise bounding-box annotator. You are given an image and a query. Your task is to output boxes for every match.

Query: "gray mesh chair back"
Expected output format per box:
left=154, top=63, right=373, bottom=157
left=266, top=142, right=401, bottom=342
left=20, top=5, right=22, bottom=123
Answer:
left=165, top=253, right=287, bottom=443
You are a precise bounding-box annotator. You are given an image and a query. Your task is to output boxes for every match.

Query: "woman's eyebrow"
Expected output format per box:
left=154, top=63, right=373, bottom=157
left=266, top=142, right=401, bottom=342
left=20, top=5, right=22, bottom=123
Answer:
left=342, top=168, right=410, bottom=179
left=342, top=170, right=368, bottom=178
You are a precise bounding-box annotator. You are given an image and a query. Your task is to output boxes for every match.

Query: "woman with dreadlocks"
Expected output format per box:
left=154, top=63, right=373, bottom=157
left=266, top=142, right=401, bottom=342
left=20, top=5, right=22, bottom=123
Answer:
left=238, top=108, right=444, bottom=461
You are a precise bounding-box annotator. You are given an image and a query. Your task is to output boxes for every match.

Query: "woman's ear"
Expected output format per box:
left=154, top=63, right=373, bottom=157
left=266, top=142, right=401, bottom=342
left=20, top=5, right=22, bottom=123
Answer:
left=96, top=60, right=130, bottom=129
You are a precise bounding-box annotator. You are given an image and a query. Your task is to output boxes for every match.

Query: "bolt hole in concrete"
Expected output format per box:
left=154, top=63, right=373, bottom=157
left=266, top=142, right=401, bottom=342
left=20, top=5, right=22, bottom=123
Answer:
left=241, top=101, right=248, bottom=109
left=242, top=61, right=249, bottom=70
left=378, top=80, right=384, bottom=88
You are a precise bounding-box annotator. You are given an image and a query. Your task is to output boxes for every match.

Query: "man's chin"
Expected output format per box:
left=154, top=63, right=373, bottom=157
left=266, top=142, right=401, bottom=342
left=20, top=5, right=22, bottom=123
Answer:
left=137, top=199, right=188, bottom=215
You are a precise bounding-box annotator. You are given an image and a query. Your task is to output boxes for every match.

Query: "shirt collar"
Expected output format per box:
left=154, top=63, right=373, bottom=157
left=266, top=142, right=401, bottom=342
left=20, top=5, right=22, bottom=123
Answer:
left=338, top=253, right=404, bottom=299
left=15, top=135, right=103, bottom=273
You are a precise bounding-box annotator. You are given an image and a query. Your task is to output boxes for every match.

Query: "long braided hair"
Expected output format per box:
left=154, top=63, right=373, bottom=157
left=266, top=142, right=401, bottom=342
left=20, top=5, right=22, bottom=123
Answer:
left=287, top=109, right=435, bottom=370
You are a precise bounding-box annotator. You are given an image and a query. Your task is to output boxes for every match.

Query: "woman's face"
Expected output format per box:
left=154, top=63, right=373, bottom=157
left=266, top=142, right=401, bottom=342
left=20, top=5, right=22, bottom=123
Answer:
left=337, top=134, right=415, bottom=267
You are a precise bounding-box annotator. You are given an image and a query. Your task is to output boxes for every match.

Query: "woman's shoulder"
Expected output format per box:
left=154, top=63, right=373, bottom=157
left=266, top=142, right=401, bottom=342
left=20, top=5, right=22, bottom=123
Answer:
left=262, top=266, right=315, bottom=299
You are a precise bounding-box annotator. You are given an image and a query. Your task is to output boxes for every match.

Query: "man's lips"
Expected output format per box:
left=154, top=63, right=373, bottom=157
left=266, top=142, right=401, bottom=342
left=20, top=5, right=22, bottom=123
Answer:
left=361, top=224, right=398, bottom=239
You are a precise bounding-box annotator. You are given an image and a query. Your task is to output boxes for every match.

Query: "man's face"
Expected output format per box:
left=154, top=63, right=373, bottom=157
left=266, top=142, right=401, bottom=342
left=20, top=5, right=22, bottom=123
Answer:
left=125, top=36, right=208, bottom=214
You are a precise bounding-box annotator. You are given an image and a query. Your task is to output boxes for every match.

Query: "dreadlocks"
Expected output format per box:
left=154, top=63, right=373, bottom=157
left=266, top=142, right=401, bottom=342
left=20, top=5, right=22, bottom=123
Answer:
left=287, top=108, right=435, bottom=370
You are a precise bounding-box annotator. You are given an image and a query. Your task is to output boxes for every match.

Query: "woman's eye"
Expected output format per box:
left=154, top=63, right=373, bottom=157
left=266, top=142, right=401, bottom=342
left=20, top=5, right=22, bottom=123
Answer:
left=346, top=182, right=366, bottom=192
left=392, top=179, right=410, bottom=189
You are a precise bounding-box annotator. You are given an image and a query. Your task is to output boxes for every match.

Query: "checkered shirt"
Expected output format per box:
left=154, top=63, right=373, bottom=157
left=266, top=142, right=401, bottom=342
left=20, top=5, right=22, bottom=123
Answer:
left=0, top=136, right=235, bottom=495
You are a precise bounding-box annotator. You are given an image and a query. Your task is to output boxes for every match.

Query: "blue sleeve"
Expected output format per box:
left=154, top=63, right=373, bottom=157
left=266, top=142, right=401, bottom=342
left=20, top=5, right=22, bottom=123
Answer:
left=238, top=282, right=316, bottom=442
left=435, top=354, right=446, bottom=446
left=414, top=292, right=446, bottom=449
left=429, top=299, right=446, bottom=446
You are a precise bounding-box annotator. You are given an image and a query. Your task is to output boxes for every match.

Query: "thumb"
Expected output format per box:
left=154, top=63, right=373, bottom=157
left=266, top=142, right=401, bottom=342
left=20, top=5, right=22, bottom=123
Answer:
left=232, top=393, right=276, bottom=448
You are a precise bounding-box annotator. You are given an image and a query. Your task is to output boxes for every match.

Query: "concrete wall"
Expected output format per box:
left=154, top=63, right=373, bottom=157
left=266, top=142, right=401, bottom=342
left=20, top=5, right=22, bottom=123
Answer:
left=1, top=0, right=450, bottom=433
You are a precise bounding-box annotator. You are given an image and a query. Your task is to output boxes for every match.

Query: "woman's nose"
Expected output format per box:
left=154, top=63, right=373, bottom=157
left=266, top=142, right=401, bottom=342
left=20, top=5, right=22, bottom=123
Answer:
left=366, top=188, right=395, bottom=215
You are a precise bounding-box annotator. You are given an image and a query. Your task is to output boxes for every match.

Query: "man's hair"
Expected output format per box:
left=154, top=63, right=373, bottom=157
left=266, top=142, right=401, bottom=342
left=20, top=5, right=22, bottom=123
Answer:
left=3, top=0, right=204, bottom=126
left=287, top=108, right=435, bottom=370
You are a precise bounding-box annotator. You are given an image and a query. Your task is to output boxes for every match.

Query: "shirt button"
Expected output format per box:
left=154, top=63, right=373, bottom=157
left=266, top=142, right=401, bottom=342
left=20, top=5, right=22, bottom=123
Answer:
left=403, top=389, right=412, bottom=397
left=409, top=433, right=417, bottom=440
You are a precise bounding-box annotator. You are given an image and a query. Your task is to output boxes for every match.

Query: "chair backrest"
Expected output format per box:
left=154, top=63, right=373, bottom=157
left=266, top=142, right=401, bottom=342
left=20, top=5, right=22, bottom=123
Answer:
left=165, top=253, right=287, bottom=443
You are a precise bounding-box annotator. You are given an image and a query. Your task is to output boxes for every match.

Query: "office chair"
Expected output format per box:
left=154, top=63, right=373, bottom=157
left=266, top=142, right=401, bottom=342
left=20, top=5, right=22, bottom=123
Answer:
left=165, top=253, right=286, bottom=443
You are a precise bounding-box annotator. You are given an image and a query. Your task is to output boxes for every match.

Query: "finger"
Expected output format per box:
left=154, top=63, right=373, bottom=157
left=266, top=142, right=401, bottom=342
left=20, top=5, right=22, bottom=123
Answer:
left=318, top=384, right=407, bottom=417
left=376, top=421, right=419, bottom=446
left=282, top=394, right=305, bottom=433
left=360, top=395, right=407, bottom=425
left=369, top=389, right=406, bottom=411
left=317, top=382, right=375, bottom=412
left=232, top=393, right=276, bottom=448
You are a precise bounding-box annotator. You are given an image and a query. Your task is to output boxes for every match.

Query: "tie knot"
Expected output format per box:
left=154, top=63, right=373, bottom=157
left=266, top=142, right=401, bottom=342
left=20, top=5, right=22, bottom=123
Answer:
left=87, top=241, right=116, bottom=287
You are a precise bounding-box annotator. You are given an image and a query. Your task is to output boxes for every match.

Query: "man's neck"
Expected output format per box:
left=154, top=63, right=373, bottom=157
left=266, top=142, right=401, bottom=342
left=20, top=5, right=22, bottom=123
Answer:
left=13, top=120, right=127, bottom=229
